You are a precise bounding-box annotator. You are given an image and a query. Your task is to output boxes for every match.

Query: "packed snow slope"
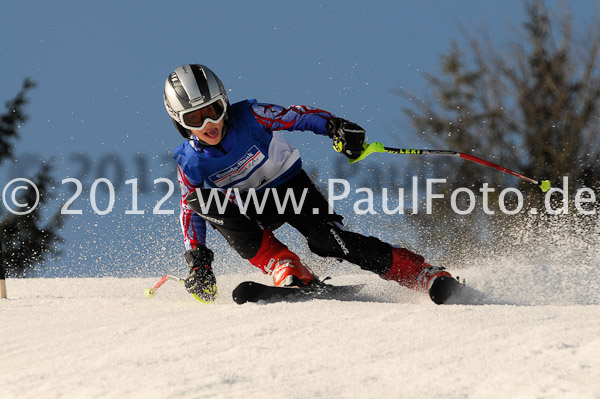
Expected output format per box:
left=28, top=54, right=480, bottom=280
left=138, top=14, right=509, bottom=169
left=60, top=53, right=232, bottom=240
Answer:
left=2, top=264, right=599, bottom=399
left=3, top=212, right=600, bottom=398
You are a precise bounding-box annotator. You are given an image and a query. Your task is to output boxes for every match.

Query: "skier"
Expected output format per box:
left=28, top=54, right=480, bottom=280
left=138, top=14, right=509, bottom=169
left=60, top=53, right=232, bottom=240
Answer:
left=163, top=64, right=458, bottom=304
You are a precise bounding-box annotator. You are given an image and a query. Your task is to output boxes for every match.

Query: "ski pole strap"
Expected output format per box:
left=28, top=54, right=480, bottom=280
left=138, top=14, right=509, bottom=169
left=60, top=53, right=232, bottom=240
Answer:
left=349, top=142, right=551, bottom=192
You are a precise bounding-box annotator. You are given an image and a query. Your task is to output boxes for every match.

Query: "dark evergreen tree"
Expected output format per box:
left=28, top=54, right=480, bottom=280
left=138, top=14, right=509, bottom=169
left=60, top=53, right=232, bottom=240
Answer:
left=0, top=79, right=65, bottom=276
left=398, top=1, right=600, bottom=265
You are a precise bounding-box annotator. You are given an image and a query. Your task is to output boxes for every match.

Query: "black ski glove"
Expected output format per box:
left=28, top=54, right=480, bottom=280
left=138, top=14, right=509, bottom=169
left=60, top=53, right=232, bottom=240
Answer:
left=326, top=117, right=366, bottom=159
left=184, top=246, right=217, bottom=302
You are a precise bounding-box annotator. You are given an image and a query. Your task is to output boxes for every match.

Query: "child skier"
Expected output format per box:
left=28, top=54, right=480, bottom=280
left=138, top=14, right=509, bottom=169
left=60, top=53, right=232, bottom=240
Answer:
left=163, top=64, right=458, bottom=304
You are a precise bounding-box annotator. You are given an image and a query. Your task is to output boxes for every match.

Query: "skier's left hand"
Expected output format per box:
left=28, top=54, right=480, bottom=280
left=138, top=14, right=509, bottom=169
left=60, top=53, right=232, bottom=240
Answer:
left=326, top=117, right=365, bottom=159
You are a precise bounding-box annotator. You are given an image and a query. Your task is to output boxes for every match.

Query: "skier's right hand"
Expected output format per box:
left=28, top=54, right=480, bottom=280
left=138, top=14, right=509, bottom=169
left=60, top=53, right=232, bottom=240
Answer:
left=184, top=246, right=217, bottom=303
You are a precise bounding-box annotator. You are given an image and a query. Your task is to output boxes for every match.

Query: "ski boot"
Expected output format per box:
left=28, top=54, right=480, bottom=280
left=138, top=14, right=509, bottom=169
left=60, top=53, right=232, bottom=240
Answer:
left=249, top=229, right=317, bottom=287
left=383, top=247, right=461, bottom=304
left=271, top=258, right=317, bottom=287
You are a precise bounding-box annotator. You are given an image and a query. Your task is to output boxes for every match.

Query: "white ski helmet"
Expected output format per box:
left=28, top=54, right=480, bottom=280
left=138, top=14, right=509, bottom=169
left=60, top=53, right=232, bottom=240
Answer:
left=164, top=64, right=229, bottom=140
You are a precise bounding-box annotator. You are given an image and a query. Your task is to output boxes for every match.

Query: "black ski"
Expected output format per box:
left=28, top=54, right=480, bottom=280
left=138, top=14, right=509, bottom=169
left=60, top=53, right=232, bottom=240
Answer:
left=428, top=275, right=463, bottom=304
left=232, top=281, right=365, bottom=304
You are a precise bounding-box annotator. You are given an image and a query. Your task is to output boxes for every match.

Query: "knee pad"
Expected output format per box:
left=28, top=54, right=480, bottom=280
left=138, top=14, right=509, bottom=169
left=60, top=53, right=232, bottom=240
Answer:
left=306, top=222, right=393, bottom=274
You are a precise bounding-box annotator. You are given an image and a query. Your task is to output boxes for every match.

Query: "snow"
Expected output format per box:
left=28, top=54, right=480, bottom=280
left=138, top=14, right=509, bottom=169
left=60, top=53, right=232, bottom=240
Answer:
left=2, top=269, right=600, bottom=399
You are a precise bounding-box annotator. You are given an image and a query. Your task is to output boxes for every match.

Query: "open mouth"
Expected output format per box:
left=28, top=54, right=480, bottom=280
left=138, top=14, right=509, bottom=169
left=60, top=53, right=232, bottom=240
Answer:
left=204, top=129, right=219, bottom=140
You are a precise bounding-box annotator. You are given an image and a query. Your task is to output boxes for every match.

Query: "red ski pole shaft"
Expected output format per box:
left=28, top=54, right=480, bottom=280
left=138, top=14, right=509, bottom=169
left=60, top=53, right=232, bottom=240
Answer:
left=349, top=142, right=550, bottom=192
left=145, top=274, right=184, bottom=297
left=384, top=147, right=540, bottom=185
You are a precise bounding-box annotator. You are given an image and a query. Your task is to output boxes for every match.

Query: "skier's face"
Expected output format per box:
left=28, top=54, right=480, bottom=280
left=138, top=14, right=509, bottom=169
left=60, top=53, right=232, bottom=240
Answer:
left=190, top=119, right=224, bottom=145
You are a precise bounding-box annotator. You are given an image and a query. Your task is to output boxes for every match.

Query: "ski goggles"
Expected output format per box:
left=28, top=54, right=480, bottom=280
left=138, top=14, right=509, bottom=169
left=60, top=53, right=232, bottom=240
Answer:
left=179, top=97, right=227, bottom=131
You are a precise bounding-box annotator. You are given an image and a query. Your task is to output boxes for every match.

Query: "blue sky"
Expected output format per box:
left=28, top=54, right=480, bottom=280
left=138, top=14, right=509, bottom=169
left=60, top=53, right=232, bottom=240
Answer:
left=1, top=1, right=598, bottom=276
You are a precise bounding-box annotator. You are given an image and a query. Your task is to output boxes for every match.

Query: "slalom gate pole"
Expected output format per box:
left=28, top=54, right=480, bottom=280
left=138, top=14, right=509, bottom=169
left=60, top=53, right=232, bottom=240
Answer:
left=349, top=142, right=551, bottom=192
left=0, top=236, right=6, bottom=299
left=0, top=269, right=6, bottom=299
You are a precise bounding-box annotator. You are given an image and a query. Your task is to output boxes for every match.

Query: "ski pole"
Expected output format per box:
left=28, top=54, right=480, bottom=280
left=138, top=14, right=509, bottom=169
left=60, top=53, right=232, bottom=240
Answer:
left=350, top=142, right=551, bottom=192
left=144, top=274, right=185, bottom=297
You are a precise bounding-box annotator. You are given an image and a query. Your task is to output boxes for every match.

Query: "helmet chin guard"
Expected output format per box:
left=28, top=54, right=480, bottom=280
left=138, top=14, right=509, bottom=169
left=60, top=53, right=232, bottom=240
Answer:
left=172, top=119, right=192, bottom=140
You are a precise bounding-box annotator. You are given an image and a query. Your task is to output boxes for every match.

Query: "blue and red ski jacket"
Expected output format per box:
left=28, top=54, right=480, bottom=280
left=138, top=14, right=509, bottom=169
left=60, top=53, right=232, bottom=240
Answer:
left=173, top=99, right=334, bottom=249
